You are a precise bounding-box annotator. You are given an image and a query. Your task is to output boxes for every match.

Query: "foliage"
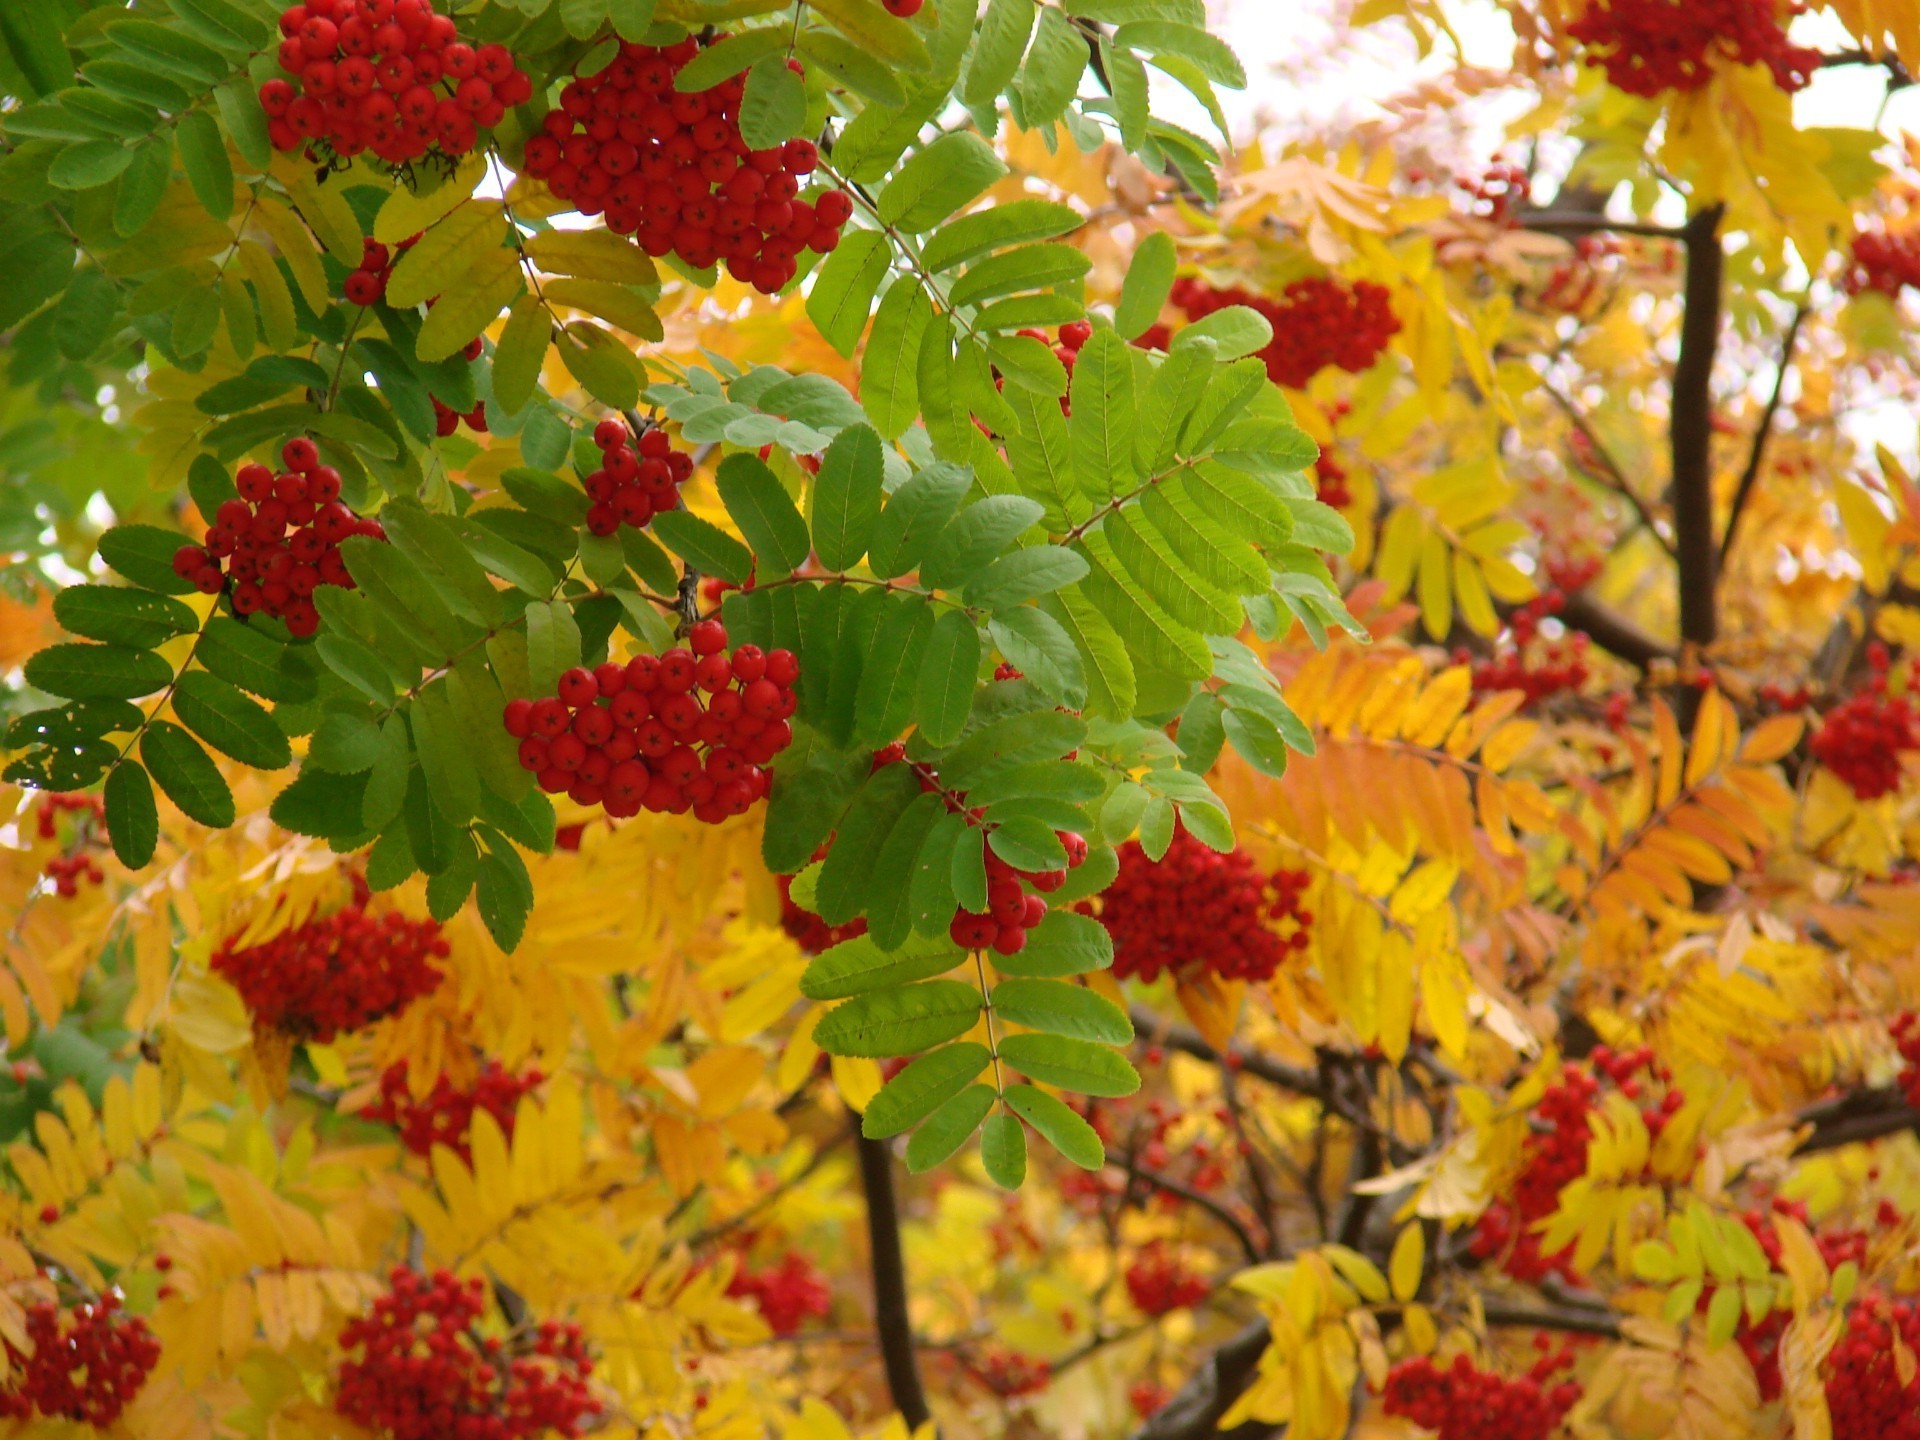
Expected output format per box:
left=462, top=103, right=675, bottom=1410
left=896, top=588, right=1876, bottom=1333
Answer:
left=3, top=1, right=1920, bottom=1439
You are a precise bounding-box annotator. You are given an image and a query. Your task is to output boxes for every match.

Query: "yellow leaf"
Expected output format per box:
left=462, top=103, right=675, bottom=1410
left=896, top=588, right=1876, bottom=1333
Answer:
left=168, top=972, right=253, bottom=1054
left=1388, top=1223, right=1423, bottom=1302
left=375, top=152, right=489, bottom=243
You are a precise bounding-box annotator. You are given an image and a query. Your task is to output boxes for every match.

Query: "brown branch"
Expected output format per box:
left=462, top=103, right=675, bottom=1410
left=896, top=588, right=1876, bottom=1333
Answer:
left=1793, top=1087, right=1920, bottom=1155
left=1719, top=305, right=1806, bottom=579
left=1127, top=1005, right=1319, bottom=1094
left=1129, top=1318, right=1272, bottom=1440
left=1539, top=382, right=1677, bottom=561
left=1671, top=204, right=1725, bottom=655
left=855, top=1128, right=931, bottom=1429
left=1521, top=213, right=1689, bottom=240
left=1480, top=1302, right=1623, bottom=1338
left=1553, top=590, right=1674, bottom=668
left=1108, top=1148, right=1267, bottom=1266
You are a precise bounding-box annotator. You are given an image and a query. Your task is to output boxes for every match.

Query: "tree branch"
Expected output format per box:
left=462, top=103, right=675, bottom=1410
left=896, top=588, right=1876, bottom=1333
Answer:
left=1108, top=1148, right=1267, bottom=1266
left=855, top=1128, right=931, bottom=1429
left=1521, top=213, right=1689, bottom=240
left=1793, top=1087, right=1920, bottom=1155
left=1127, top=1005, right=1319, bottom=1094
left=1554, top=590, right=1673, bottom=668
left=1480, top=1302, right=1623, bottom=1338
left=1129, top=1318, right=1272, bottom=1440
left=1719, top=305, right=1806, bottom=579
left=1671, top=204, right=1725, bottom=655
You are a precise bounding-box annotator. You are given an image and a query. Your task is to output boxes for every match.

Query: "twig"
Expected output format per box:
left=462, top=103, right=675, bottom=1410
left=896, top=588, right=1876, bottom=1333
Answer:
left=1719, top=305, right=1806, bottom=579
left=1108, top=1148, right=1266, bottom=1267
left=1126, top=1005, right=1318, bottom=1094
left=1520, top=212, right=1689, bottom=240
left=855, top=1126, right=932, bottom=1429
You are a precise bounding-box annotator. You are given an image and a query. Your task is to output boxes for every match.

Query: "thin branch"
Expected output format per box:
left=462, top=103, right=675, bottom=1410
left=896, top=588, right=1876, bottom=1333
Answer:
left=1719, top=305, right=1806, bottom=578
left=1793, top=1087, right=1920, bottom=1155
left=1520, top=213, right=1689, bottom=240
left=1107, top=1148, right=1266, bottom=1267
left=855, top=1127, right=931, bottom=1429
left=1556, top=589, right=1673, bottom=668
left=1539, top=381, right=1676, bottom=561
left=1126, top=1005, right=1319, bottom=1094
left=1670, top=204, right=1725, bottom=656
left=1480, top=1302, right=1623, bottom=1339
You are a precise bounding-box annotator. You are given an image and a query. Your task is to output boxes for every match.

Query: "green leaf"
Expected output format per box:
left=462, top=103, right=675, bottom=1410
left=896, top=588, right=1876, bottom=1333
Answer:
left=651, top=509, right=753, bottom=584
left=949, top=241, right=1092, bottom=309
left=417, top=248, right=522, bottom=363
left=1102, top=508, right=1241, bottom=632
left=103, top=762, right=158, bottom=868
left=48, top=139, right=133, bottom=190
left=878, top=132, right=1009, bottom=233
left=991, top=909, right=1113, bottom=978
left=98, top=525, right=197, bottom=595
left=0, top=231, right=75, bottom=334
left=1175, top=305, right=1273, bottom=362
left=8, top=700, right=141, bottom=749
left=795, top=28, right=905, bottom=107
left=271, top=764, right=371, bottom=843
left=918, top=496, right=1044, bottom=591
left=53, top=586, right=196, bottom=649
left=362, top=719, right=413, bottom=832
left=988, top=815, right=1067, bottom=872
left=801, top=931, right=963, bottom=1000
left=815, top=760, right=922, bottom=924
left=309, top=712, right=384, bottom=774
left=863, top=282, right=933, bottom=441
left=200, top=617, right=315, bottom=702
left=1004, top=1082, right=1104, bottom=1168
left=172, top=671, right=291, bottom=769
left=812, top=423, right=886, bottom=572
left=175, top=109, right=233, bottom=218
left=142, top=720, right=233, bottom=827
left=739, top=56, right=807, bottom=149
left=114, top=138, right=171, bottom=237
left=863, top=1043, right=993, bottom=1138
left=26, top=643, right=170, bottom=701
left=525, top=599, right=581, bottom=696
left=608, top=0, right=659, bottom=41
left=476, top=841, right=532, bottom=952
left=410, top=682, right=479, bottom=825
left=425, top=830, right=479, bottom=920
left=813, top=979, right=985, bottom=1058
left=674, top=28, right=787, bottom=92
left=998, top=1032, right=1138, bottom=1096
left=1176, top=797, right=1233, bottom=851
left=1068, top=334, right=1137, bottom=508
left=980, top=1111, right=1027, bottom=1189
left=1222, top=707, right=1288, bottom=778
left=1018, top=6, right=1090, bottom=124
left=490, top=295, right=550, bottom=416
left=716, top=453, right=811, bottom=579
left=939, top=708, right=1086, bottom=791
left=807, top=0, right=933, bottom=71
left=964, top=0, right=1037, bottom=108
left=862, top=790, right=950, bottom=950
left=991, top=978, right=1132, bottom=1043
left=806, top=231, right=890, bottom=358
left=916, top=610, right=981, bottom=748
left=0, top=4, right=73, bottom=96
left=989, top=607, right=1086, bottom=708
left=921, top=198, right=1082, bottom=274
left=869, top=463, right=971, bottom=580
left=54, top=269, right=120, bottom=361
left=966, top=547, right=1089, bottom=610
left=1112, top=20, right=1246, bottom=86
left=904, top=1084, right=996, bottom=1171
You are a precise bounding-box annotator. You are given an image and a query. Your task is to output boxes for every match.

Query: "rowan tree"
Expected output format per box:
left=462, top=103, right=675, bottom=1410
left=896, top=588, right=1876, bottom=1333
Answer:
left=2, top=1, right=1920, bottom=1438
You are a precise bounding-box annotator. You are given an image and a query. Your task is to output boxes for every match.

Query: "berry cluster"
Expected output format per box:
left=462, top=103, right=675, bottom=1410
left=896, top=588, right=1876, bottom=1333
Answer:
left=0, top=1293, right=161, bottom=1427
left=583, top=419, right=694, bottom=537
left=1809, top=643, right=1920, bottom=800
left=519, top=39, right=853, bottom=296
left=211, top=877, right=447, bottom=1042
left=335, top=1269, right=599, bottom=1440
left=1169, top=275, right=1398, bottom=390
left=31, top=792, right=107, bottom=898
left=1567, top=0, right=1820, bottom=98
left=970, top=1347, right=1051, bottom=1398
left=779, top=843, right=868, bottom=955
left=1380, top=1350, right=1580, bottom=1440
left=1086, top=828, right=1310, bottom=985
left=1729, top=1200, right=1872, bottom=1400
left=1848, top=230, right=1920, bottom=297
left=1458, top=160, right=1530, bottom=224
left=261, top=0, right=533, bottom=167
left=1123, top=1244, right=1211, bottom=1316
left=1129, top=1382, right=1171, bottom=1419
left=1470, top=1046, right=1681, bottom=1284
left=1538, top=233, right=1620, bottom=314
left=343, top=233, right=418, bottom=307
left=726, top=1252, right=832, bottom=1336
left=1825, top=1289, right=1920, bottom=1440
left=1892, top=1012, right=1920, bottom=1108
left=857, top=745, right=1088, bottom=958
left=171, top=438, right=385, bottom=639
left=360, top=1060, right=543, bottom=1162
left=1461, top=591, right=1591, bottom=707
left=503, top=620, right=797, bottom=823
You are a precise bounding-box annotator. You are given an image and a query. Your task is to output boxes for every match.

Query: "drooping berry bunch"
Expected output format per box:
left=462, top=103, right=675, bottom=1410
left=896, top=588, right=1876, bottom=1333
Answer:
left=0, top=1292, right=161, bottom=1427
left=1458, top=160, right=1530, bottom=224
left=970, top=1347, right=1051, bottom=1398
left=31, top=792, right=107, bottom=898
left=1124, top=1244, right=1211, bottom=1316
left=1084, top=827, right=1310, bottom=985
left=519, top=39, right=854, bottom=296
left=1728, top=1200, right=1874, bottom=1401
left=779, top=845, right=868, bottom=955
left=172, top=438, right=385, bottom=639
left=1809, top=643, right=1920, bottom=800
left=726, top=1252, right=832, bottom=1336
left=583, top=419, right=695, bottom=537
left=1460, top=591, right=1591, bottom=707
left=1892, top=1012, right=1920, bottom=1109
left=1848, top=229, right=1920, bottom=297
left=1566, top=0, right=1820, bottom=98
left=1380, top=1350, right=1581, bottom=1440
left=343, top=234, right=418, bottom=307
left=852, top=745, right=1088, bottom=958
left=1824, top=1289, right=1920, bottom=1440
left=1470, top=1045, right=1681, bottom=1284
left=210, top=877, right=448, bottom=1042
left=360, top=1060, right=543, bottom=1162
left=1169, top=274, right=1399, bottom=390
left=261, top=0, right=533, bottom=167
left=503, top=620, right=797, bottom=823
left=335, top=1269, right=600, bottom=1440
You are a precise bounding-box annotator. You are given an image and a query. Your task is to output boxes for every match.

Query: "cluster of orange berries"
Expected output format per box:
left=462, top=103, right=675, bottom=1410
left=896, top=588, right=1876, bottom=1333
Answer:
left=1168, top=274, right=1398, bottom=390
left=1848, top=230, right=1920, bottom=297
left=725, top=1252, right=831, bottom=1336
left=1809, top=643, right=1920, bottom=799
left=171, top=438, right=385, bottom=639
left=0, top=1292, right=160, bottom=1427
left=1457, top=160, right=1530, bottom=223
left=1087, top=827, right=1310, bottom=984
left=1891, top=1012, right=1920, bottom=1108
left=360, top=1060, right=543, bottom=1161
left=1380, top=1346, right=1580, bottom=1440
left=502, top=620, right=797, bottom=823
left=334, top=1269, right=598, bottom=1440
left=1567, top=0, right=1820, bottom=98
left=1461, top=591, right=1591, bottom=707
left=1123, top=1244, right=1211, bottom=1316
left=583, top=419, right=694, bottom=537
left=31, top=792, right=107, bottom=898
left=1826, top=1289, right=1920, bottom=1439
left=262, top=0, right=533, bottom=166
left=210, top=877, right=448, bottom=1042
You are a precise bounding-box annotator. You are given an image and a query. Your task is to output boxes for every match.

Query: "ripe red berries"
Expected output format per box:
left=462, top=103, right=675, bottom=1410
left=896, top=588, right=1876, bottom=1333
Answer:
left=1123, top=1244, right=1211, bottom=1316
left=1461, top=590, right=1591, bottom=707
left=360, top=1059, right=543, bottom=1161
left=1809, top=643, right=1920, bottom=800
left=211, top=877, right=448, bottom=1042
left=726, top=1252, right=831, bottom=1336
left=172, top=438, right=385, bottom=638
left=1087, top=830, right=1311, bottom=985
left=881, top=0, right=923, bottom=15
left=335, top=1268, right=599, bottom=1440
left=1168, top=274, right=1398, bottom=390
left=581, top=421, right=693, bottom=537
left=1380, top=1351, right=1580, bottom=1440
left=504, top=623, right=798, bottom=824
left=520, top=37, right=853, bottom=296
left=264, top=0, right=533, bottom=167
left=1567, top=0, right=1820, bottom=98
left=0, top=1293, right=160, bottom=1427
left=1849, top=230, right=1920, bottom=297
